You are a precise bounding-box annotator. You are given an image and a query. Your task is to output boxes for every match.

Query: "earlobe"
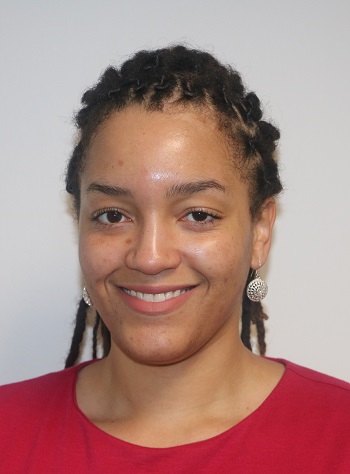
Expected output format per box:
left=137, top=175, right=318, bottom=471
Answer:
left=251, top=198, right=276, bottom=269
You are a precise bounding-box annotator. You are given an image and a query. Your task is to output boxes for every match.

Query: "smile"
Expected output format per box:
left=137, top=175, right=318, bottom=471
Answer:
left=121, top=288, right=191, bottom=302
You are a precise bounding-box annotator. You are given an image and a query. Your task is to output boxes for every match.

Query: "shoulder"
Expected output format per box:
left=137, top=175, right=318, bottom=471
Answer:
left=0, top=365, right=76, bottom=397
left=0, top=363, right=92, bottom=470
left=0, top=364, right=84, bottom=421
left=268, top=359, right=350, bottom=432
left=281, top=358, right=350, bottom=397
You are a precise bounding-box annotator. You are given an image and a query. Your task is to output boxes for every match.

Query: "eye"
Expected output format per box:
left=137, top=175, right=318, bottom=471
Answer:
left=187, top=211, right=214, bottom=222
left=99, top=210, right=126, bottom=224
left=183, top=209, right=222, bottom=225
left=92, top=209, right=129, bottom=225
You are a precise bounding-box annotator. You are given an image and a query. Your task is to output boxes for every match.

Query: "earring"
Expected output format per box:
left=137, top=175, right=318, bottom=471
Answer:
left=246, top=269, right=268, bottom=302
left=82, top=287, right=92, bottom=307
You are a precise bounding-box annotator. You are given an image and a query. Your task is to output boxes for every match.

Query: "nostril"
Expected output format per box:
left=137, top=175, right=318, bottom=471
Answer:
left=125, top=241, right=181, bottom=274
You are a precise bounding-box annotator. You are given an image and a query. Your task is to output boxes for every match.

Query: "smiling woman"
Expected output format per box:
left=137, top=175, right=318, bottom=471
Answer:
left=77, top=105, right=270, bottom=367
left=1, top=45, right=350, bottom=473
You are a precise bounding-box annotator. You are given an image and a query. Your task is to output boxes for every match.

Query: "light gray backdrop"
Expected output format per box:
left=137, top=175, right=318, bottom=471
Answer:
left=1, top=0, right=349, bottom=384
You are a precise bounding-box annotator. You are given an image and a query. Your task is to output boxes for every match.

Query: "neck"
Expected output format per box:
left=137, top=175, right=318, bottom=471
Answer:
left=76, top=324, right=284, bottom=447
left=84, top=328, right=256, bottom=420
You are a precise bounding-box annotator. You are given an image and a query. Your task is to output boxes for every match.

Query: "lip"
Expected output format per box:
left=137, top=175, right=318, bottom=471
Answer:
left=118, top=284, right=194, bottom=294
left=116, top=285, right=196, bottom=315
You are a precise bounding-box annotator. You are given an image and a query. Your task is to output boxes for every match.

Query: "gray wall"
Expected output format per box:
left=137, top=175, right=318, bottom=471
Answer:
left=1, top=0, right=349, bottom=384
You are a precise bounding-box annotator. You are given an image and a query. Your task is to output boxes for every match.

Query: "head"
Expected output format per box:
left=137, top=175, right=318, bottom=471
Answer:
left=65, top=45, right=282, bottom=367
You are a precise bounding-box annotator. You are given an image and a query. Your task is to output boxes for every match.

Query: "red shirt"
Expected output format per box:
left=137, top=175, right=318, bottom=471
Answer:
left=1, top=359, right=350, bottom=473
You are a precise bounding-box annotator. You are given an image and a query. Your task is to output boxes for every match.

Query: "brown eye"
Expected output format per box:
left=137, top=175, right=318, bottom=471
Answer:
left=183, top=209, right=221, bottom=226
left=188, top=211, right=211, bottom=222
left=192, top=211, right=208, bottom=221
left=98, top=210, right=126, bottom=224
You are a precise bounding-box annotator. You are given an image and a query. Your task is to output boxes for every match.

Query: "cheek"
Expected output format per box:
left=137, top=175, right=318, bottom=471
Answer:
left=79, top=233, right=122, bottom=283
left=183, top=232, right=251, bottom=280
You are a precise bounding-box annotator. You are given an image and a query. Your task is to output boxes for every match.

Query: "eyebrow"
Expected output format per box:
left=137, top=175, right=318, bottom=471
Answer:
left=87, top=183, right=134, bottom=198
left=87, top=179, right=226, bottom=199
left=166, top=180, right=226, bottom=198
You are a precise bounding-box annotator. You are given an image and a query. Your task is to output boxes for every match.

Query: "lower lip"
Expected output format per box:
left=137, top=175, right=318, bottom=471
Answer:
left=117, top=287, right=195, bottom=315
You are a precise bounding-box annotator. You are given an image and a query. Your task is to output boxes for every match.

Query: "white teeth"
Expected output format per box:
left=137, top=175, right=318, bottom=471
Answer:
left=123, top=288, right=189, bottom=302
left=143, top=293, right=153, bottom=302
left=154, top=293, right=165, bottom=302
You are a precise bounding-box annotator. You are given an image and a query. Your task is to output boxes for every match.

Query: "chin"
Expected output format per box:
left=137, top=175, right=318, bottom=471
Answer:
left=113, top=336, right=200, bottom=367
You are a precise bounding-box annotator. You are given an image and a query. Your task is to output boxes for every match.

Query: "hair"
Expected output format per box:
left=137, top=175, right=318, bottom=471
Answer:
left=64, top=45, right=282, bottom=368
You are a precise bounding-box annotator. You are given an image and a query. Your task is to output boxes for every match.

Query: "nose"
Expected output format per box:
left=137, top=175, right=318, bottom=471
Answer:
left=125, top=218, right=181, bottom=275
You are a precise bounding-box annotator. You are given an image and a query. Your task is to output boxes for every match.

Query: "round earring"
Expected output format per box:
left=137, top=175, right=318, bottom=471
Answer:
left=82, top=287, right=92, bottom=307
left=246, top=270, right=268, bottom=302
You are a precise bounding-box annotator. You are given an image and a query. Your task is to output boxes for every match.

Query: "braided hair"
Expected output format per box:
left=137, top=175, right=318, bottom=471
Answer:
left=64, top=45, right=282, bottom=367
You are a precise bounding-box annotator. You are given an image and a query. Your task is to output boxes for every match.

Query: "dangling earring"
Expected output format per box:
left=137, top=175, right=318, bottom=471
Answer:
left=246, top=265, right=268, bottom=302
left=82, top=287, right=92, bottom=307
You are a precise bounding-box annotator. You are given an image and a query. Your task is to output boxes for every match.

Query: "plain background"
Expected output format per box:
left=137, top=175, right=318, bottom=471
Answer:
left=1, top=0, right=349, bottom=384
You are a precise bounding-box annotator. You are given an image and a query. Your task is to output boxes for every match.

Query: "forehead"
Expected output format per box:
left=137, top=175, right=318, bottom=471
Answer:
left=82, top=105, right=245, bottom=195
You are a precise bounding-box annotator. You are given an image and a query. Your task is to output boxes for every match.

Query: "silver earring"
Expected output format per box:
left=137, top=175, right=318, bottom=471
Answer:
left=246, top=270, right=268, bottom=302
left=82, top=287, right=92, bottom=307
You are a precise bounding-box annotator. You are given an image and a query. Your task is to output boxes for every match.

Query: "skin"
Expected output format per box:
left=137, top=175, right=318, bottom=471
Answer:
left=76, top=105, right=284, bottom=447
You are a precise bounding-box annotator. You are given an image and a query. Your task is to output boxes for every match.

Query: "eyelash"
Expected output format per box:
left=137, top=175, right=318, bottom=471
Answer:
left=91, top=208, right=222, bottom=227
left=91, top=208, right=130, bottom=226
left=181, top=208, right=222, bottom=226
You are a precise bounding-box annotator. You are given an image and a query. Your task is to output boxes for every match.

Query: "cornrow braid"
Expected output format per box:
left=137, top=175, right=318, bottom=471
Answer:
left=92, top=313, right=111, bottom=360
left=92, top=313, right=100, bottom=360
left=65, top=45, right=282, bottom=364
left=65, top=298, right=88, bottom=368
left=241, top=271, right=269, bottom=355
left=65, top=307, right=111, bottom=368
left=100, top=315, right=111, bottom=357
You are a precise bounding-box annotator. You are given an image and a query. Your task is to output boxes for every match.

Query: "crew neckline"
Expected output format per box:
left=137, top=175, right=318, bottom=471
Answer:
left=70, top=357, right=289, bottom=450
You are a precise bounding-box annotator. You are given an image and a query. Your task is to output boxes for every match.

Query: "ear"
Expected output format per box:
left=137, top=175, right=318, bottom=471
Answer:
left=251, top=198, right=276, bottom=269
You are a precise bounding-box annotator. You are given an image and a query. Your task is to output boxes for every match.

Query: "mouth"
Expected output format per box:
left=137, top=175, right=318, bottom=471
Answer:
left=121, top=287, right=193, bottom=303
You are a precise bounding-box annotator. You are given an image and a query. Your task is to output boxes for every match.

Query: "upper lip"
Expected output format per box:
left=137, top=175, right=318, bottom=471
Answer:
left=117, top=284, right=196, bottom=294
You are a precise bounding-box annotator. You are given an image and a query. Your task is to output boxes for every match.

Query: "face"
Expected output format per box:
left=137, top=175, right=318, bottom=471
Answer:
left=79, top=105, right=275, bottom=365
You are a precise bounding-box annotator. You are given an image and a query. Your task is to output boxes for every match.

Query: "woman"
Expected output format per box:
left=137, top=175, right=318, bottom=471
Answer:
left=1, top=45, right=349, bottom=472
